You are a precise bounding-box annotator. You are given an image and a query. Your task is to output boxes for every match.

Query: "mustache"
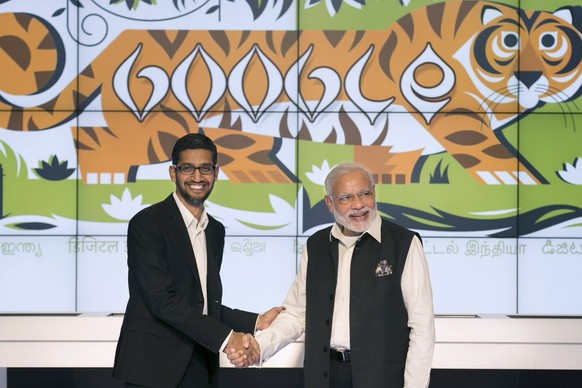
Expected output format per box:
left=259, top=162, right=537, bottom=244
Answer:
left=185, top=178, right=209, bottom=184
left=347, top=206, right=374, bottom=216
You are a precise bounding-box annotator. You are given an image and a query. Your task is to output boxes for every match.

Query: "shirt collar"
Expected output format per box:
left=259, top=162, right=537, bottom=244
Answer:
left=172, top=191, right=209, bottom=230
left=329, top=212, right=381, bottom=244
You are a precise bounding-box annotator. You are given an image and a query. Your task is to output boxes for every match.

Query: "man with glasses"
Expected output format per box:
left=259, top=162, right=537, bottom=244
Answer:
left=237, top=162, right=435, bottom=387
left=113, top=133, right=282, bottom=387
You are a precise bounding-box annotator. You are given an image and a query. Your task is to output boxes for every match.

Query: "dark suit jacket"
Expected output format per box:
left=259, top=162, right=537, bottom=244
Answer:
left=113, top=194, right=257, bottom=387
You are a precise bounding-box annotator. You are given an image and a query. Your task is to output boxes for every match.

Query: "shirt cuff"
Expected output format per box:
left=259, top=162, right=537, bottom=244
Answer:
left=254, top=315, right=261, bottom=334
left=219, top=330, right=233, bottom=353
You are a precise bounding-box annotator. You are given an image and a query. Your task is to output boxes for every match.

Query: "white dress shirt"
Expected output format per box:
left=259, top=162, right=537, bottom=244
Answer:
left=173, top=192, right=209, bottom=314
left=330, top=233, right=359, bottom=350
left=256, top=214, right=435, bottom=388
left=173, top=193, right=257, bottom=352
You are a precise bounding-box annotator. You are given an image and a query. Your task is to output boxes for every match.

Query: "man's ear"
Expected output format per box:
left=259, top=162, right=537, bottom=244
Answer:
left=324, top=195, right=334, bottom=214
left=169, top=165, right=177, bottom=182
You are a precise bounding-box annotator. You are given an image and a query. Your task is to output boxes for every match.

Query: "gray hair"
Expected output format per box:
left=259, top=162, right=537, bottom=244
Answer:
left=324, top=162, right=375, bottom=196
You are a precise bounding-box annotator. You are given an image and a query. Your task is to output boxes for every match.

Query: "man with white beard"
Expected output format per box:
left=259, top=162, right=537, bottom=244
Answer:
left=231, top=162, right=435, bottom=388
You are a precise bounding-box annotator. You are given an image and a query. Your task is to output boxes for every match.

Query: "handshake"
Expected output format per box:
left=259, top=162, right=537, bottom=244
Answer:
left=223, top=306, right=284, bottom=368
left=224, top=332, right=261, bottom=368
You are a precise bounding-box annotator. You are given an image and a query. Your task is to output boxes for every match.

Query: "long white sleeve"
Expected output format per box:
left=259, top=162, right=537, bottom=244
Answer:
left=402, top=236, right=435, bottom=388
left=255, top=248, right=308, bottom=364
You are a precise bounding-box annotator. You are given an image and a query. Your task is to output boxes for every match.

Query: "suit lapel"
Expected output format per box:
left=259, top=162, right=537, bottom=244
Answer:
left=163, top=195, right=204, bottom=295
left=205, top=222, right=221, bottom=318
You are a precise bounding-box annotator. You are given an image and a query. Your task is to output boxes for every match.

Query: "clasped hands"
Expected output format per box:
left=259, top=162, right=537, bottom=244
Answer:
left=223, top=306, right=284, bottom=368
left=224, top=332, right=260, bottom=368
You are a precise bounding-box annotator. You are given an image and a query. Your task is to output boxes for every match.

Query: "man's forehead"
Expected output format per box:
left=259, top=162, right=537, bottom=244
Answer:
left=333, top=171, right=370, bottom=191
left=179, top=148, right=212, bottom=160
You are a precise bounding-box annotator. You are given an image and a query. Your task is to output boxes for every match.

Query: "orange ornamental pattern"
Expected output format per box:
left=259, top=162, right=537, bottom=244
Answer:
left=0, top=1, right=581, bottom=187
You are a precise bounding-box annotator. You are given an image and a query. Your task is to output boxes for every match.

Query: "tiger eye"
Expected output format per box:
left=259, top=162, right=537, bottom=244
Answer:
left=540, top=34, right=556, bottom=48
left=503, top=34, right=519, bottom=48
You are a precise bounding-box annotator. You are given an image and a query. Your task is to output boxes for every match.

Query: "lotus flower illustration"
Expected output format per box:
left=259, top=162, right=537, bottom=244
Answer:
left=557, top=157, right=582, bottom=185
left=305, top=160, right=335, bottom=186
left=102, top=188, right=150, bottom=221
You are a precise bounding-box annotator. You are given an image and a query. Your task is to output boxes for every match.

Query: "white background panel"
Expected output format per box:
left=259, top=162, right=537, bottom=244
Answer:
left=76, top=236, right=129, bottom=313
left=221, top=236, right=298, bottom=314
left=0, top=236, right=76, bottom=311
left=425, top=237, right=518, bottom=314
left=518, top=238, right=582, bottom=314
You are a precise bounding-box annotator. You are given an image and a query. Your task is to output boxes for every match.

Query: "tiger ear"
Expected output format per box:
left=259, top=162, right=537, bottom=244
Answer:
left=481, top=6, right=503, bottom=26
left=553, top=8, right=573, bottom=25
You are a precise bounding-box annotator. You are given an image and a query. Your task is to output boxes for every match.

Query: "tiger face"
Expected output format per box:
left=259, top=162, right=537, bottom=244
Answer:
left=454, top=4, right=582, bottom=112
left=529, top=8, right=582, bottom=106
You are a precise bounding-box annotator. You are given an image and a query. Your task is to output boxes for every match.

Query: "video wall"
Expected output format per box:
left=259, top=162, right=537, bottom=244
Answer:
left=0, top=0, right=581, bottom=316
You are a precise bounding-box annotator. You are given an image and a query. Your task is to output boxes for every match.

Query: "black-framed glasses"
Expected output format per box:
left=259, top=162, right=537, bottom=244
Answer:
left=172, top=164, right=216, bottom=175
left=334, top=189, right=374, bottom=205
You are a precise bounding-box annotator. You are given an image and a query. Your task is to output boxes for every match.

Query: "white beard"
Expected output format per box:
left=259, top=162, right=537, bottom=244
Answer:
left=334, top=206, right=377, bottom=235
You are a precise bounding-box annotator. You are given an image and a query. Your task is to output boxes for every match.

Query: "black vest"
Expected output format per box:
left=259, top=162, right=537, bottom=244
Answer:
left=304, top=218, right=417, bottom=387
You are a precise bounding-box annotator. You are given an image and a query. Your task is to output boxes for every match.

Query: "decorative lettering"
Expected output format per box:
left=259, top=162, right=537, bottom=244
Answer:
left=541, top=239, right=582, bottom=255
left=230, top=239, right=266, bottom=256
left=68, top=236, right=120, bottom=254
left=1, top=241, right=43, bottom=257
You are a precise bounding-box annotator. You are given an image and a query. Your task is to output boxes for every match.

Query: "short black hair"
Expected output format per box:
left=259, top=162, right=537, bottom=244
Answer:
left=171, top=133, right=218, bottom=165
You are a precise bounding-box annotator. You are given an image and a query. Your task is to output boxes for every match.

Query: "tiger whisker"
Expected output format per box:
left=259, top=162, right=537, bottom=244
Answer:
left=536, top=85, right=580, bottom=112
left=537, top=86, right=578, bottom=132
left=477, top=86, right=518, bottom=132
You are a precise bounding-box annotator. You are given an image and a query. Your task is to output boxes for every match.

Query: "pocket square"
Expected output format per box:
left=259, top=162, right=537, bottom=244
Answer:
left=375, top=259, right=393, bottom=277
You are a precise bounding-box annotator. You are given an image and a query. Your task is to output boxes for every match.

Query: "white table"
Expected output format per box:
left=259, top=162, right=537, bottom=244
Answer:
left=0, top=314, right=581, bottom=370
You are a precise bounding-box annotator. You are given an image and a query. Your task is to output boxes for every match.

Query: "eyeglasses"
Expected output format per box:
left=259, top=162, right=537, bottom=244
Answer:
left=172, top=164, right=216, bottom=175
left=334, top=189, right=374, bottom=205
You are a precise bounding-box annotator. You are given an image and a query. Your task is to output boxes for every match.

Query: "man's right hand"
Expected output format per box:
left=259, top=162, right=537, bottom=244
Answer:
left=224, top=332, right=260, bottom=368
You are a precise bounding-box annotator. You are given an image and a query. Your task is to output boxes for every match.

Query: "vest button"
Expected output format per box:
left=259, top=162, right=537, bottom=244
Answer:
left=326, top=319, right=330, bottom=326
left=323, top=346, right=328, bottom=352
left=324, top=372, right=328, bottom=378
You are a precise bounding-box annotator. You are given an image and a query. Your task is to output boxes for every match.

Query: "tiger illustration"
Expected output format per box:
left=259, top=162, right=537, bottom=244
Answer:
left=0, top=1, right=580, bottom=185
